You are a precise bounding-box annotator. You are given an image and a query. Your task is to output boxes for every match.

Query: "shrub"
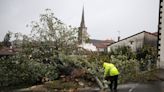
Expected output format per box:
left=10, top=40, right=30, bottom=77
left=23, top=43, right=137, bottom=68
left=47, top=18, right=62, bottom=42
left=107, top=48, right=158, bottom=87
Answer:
left=0, top=54, right=58, bottom=87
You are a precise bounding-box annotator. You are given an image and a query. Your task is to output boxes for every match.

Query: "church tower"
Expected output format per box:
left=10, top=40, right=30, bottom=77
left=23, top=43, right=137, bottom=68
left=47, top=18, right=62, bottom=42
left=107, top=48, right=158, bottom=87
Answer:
left=78, top=7, right=88, bottom=44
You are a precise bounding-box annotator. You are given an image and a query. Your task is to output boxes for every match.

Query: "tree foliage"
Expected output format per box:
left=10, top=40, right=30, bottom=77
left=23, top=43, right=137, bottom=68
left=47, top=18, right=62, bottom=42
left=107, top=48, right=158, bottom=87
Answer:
left=0, top=9, right=158, bottom=88
left=28, top=9, right=78, bottom=56
left=136, top=45, right=157, bottom=71
left=86, top=45, right=157, bottom=84
left=0, top=9, right=80, bottom=87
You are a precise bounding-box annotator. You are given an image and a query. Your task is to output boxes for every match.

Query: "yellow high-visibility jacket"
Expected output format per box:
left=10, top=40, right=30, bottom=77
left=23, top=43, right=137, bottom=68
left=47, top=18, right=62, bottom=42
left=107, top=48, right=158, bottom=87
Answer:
left=103, top=62, right=119, bottom=77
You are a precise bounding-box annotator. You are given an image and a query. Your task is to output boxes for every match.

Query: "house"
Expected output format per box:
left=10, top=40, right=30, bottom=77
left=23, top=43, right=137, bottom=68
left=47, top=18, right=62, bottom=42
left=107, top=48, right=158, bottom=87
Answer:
left=89, top=39, right=114, bottom=52
left=107, top=31, right=157, bottom=52
left=0, top=47, right=16, bottom=57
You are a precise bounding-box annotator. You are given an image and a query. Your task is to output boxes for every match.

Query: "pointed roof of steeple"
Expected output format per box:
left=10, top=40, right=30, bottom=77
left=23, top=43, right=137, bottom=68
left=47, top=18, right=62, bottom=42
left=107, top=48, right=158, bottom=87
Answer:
left=80, top=7, right=85, bottom=27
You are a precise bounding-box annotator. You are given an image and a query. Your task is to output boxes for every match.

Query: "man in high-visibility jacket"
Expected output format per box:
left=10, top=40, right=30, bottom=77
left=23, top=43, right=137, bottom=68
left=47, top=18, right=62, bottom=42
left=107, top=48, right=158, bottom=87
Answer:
left=103, top=62, right=119, bottom=92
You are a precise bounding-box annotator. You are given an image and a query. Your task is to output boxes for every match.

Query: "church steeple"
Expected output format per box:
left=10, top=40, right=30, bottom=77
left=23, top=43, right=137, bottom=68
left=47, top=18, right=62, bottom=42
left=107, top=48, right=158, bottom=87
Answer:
left=80, top=7, right=85, bottom=27
left=78, top=7, right=88, bottom=44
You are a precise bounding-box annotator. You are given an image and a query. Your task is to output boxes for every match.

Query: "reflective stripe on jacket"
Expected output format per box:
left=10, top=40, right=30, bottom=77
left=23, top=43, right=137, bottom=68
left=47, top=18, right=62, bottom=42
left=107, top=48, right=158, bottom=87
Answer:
left=103, top=62, right=119, bottom=77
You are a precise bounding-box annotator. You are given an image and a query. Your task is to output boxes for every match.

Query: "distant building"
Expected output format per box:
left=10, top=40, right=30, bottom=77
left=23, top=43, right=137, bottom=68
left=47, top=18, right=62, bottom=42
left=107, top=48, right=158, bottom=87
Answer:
left=0, top=41, right=21, bottom=57
left=107, top=31, right=157, bottom=52
left=78, top=8, right=114, bottom=52
left=90, top=39, right=114, bottom=52
left=158, top=0, right=164, bottom=69
left=0, top=47, right=17, bottom=57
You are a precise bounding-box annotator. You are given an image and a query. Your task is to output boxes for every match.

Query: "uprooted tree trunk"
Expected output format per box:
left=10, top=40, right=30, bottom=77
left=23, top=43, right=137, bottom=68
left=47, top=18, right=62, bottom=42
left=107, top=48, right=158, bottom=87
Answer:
left=94, top=76, right=104, bottom=89
left=92, top=73, right=110, bottom=92
left=86, top=63, right=106, bottom=89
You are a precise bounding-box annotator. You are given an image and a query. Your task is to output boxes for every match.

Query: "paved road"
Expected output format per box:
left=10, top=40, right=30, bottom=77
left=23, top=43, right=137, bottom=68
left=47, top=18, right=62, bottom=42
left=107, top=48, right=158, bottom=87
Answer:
left=4, top=81, right=164, bottom=92
left=108, top=81, right=164, bottom=92
left=78, top=81, right=164, bottom=92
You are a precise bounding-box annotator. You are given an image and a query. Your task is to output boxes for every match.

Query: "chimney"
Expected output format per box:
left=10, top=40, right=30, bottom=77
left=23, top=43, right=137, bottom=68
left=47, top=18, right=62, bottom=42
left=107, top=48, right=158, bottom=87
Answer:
left=117, top=31, right=120, bottom=41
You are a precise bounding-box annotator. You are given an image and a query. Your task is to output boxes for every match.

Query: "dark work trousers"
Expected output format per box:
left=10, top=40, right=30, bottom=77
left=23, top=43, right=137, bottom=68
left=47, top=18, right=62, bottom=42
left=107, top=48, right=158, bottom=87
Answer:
left=106, top=75, right=118, bottom=91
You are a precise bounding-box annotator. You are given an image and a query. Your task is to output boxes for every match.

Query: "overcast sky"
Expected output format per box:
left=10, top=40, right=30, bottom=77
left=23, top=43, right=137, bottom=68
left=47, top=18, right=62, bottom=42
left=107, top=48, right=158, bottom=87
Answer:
left=0, top=0, right=160, bottom=41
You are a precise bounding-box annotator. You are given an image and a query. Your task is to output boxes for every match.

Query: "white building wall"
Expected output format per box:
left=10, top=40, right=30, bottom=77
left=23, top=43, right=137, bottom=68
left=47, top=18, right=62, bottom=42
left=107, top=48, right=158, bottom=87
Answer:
left=144, top=32, right=158, bottom=47
left=108, top=32, right=157, bottom=53
left=107, top=32, right=145, bottom=52
left=159, top=1, right=164, bottom=69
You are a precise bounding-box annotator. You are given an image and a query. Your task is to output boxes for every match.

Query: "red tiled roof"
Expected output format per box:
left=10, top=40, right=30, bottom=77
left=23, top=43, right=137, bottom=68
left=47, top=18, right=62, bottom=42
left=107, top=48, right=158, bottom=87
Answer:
left=0, top=47, right=17, bottom=56
left=90, top=39, right=115, bottom=48
left=94, top=43, right=107, bottom=48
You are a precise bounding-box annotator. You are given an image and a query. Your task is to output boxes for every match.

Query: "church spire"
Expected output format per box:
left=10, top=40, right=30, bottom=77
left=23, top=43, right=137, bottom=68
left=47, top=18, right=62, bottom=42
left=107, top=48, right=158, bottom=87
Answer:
left=78, top=7, right=88, bottom=44
left=80, top=7, right=85, bottom=27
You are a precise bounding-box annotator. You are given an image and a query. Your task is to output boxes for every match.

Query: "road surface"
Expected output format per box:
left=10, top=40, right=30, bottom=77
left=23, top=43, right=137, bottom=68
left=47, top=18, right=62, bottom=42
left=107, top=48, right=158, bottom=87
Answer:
left=116, top=81, right=164, bottom=92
